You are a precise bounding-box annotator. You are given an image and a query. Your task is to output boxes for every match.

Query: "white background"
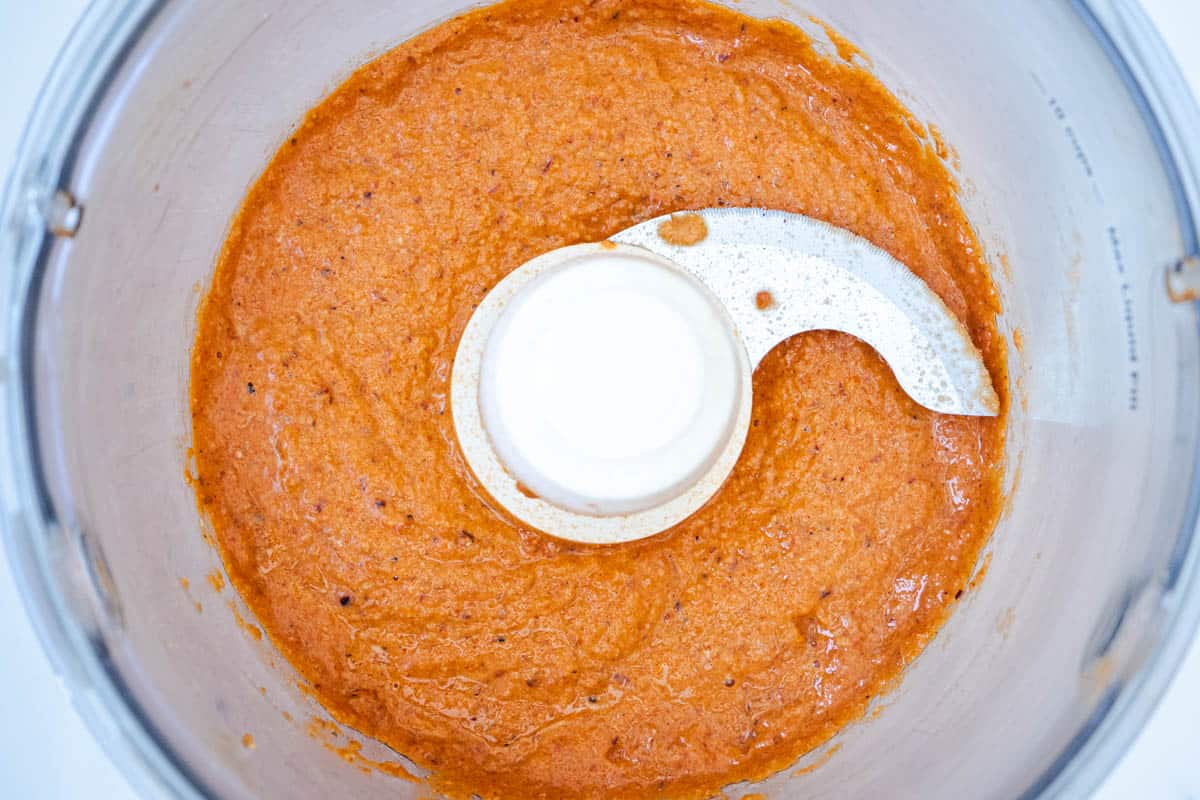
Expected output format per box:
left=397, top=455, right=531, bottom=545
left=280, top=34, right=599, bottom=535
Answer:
left=2, top=1, right=1198, bottom=797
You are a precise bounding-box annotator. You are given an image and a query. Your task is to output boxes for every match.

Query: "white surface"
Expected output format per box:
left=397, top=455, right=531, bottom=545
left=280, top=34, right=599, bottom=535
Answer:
left=0, top=1, right=1197, bottom=798
left=0, top=5, right=137, bottom=799
left=477, top=249, right=741, bottom=515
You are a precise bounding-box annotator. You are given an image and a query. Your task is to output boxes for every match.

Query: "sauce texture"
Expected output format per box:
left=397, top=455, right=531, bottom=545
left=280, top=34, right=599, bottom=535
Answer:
left=190, top=1, right=1006, bottom=797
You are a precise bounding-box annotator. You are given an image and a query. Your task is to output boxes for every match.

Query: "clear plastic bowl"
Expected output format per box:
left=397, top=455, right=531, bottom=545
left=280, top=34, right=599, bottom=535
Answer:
left=3, top=1, right=1200, bottom=798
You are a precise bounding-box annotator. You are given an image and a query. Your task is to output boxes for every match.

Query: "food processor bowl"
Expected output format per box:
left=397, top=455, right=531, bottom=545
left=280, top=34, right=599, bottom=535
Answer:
left=3, top=1, right=1199, bottom=798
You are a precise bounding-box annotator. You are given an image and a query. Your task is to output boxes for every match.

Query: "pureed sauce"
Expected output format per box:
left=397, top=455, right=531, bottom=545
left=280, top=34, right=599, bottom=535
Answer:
left=189, top=1, right=1007, bottom=797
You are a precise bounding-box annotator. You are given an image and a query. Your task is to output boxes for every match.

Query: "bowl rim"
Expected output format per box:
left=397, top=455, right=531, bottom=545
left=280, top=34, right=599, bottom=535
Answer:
left=2, top=1, right=1199, bottom=798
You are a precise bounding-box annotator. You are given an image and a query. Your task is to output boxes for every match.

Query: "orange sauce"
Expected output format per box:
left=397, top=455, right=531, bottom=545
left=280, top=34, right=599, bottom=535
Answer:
left=657, top=213, right=709, bottom=247
left=190, top=1, right=1006, bottom=797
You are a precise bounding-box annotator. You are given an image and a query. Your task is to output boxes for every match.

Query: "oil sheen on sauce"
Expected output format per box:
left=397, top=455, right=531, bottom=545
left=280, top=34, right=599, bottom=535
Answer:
left=189, top=1, right=1007, bottom=798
